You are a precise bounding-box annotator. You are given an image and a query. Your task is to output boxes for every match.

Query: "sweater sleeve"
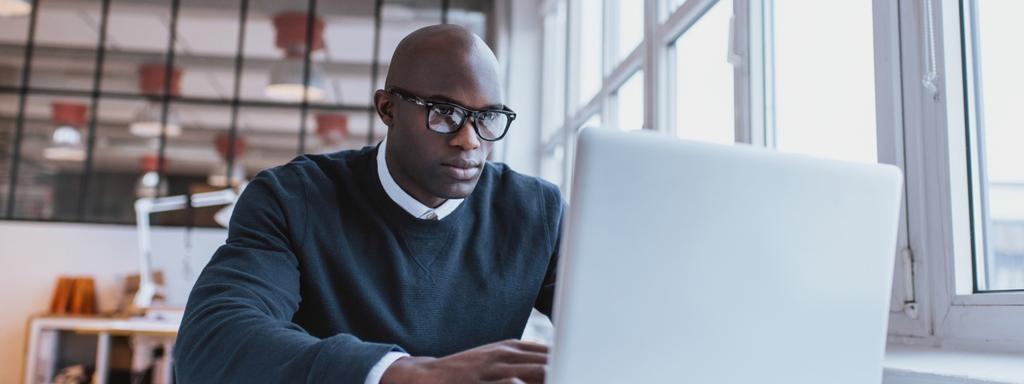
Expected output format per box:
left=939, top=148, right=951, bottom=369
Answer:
left=534, top=185, right=567, bottom=318
left=174, top=167, right=399, bottom=383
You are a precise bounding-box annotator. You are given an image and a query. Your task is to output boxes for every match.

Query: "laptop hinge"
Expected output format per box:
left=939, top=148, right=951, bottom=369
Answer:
left=900, top=247, right=918, bottom=319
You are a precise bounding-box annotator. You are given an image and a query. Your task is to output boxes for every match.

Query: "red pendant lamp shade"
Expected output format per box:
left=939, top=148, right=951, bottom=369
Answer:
left=52, top=102, right=88, bottom=127
left=139, top=153, right=165, bottom=173
left=138, top=63, right=182, bottom=97
left=315, top=113, right=348, bottom=145
left=273, top=11, right=325, bottom=57
left=215, top=134, right=247, bottom=160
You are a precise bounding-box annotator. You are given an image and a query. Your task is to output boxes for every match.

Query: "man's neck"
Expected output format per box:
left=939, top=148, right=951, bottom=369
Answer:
left=385, top=151, right=445, bottom=208
left=375, top=137, right=467, bottom=221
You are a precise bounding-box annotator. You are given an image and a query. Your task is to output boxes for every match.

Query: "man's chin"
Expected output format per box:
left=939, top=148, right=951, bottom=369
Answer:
left=436, top=180, right=478, bottom=200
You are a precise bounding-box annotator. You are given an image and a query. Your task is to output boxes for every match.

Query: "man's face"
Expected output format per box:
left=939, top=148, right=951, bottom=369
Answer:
left=375, top=26, right=506, bottom=207
left=383, top=83, right=501, bottom=203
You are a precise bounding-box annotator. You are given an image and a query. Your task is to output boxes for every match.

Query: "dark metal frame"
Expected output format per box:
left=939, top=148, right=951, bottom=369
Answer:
left=4, top=0, right=40, bottom=218
left=0, top=0, right=456, bottom=225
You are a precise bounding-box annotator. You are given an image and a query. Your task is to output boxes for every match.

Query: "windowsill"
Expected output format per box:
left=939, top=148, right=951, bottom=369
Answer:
left=884, top=342, right=1024, bottom=384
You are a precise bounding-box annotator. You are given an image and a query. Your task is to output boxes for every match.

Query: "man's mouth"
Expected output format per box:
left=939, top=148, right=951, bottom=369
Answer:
left=441, top=159, right=482, bottom=181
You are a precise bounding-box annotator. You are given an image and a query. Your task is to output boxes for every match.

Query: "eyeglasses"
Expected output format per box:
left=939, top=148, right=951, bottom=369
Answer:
left=387, top=87, right=516, bottom=142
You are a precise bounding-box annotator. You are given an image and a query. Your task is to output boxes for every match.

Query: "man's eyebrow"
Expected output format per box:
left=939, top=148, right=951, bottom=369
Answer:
left=426, top=94, right=504, bottom=110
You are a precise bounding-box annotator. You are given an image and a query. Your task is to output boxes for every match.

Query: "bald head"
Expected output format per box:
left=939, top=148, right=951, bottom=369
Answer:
left=384, top=24, right=503, bottom=106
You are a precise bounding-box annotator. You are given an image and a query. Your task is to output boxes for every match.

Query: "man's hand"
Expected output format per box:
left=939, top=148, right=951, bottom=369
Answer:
left=380, top=339, right=548, bottom=384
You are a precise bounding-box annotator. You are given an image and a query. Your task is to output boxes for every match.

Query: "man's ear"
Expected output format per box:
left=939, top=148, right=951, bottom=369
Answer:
left=373, top=89, right=394, bottom=127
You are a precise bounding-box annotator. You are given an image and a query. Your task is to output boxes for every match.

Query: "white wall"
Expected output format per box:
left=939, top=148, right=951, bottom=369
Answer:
left=0, top=221, right=226, bottom=383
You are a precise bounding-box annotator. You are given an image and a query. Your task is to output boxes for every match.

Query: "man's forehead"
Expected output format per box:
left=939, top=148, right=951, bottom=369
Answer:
left=420, top=89, right=505, bottom=110
left=397, top=61, right=504, bottom=110
left=386, top=24, right=504, bottom=109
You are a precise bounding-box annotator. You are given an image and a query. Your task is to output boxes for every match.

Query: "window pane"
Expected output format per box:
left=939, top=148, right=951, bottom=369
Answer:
left=672, top=0, right=734, bottom=144
left=85, top=99, right=238, bottom=226
left=540, top=143, right=565, bottom=189
left=664, top=0, right=686, bottom=21
left=565, top=114, right=601, bottom=200
left=319, top=6, right=374, bottom=109
left=772, top=0, right=876, bottom=163
left=0, top=7, right=29, bottom=88
left=576, top=0, right=603, bottom=108
left=84, top=98, right=160, bottom=224
left=27, top=1, right=102, bottom=91
left=10, top=95, right=90, bottom=221
left=614, top=0, right=643, bottom=62
left=307, top=107, right=372, bottom=154
left=970, top=0, right=1024, bottom=290
left=0, top=94, right=20, bottom=216
left=542, top=1, right=567, bottom=141
left=101, top=0, right=172, bottom=96
left=174, top=0, right=242, bottom=101
left=614, top=70, right=643, bottom=131
left=238, top=2, right=316, bottom=104
left=237, top=106, right=302, bottom=174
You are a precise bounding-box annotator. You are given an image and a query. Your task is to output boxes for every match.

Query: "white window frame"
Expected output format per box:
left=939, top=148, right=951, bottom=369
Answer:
left=887, top=0, right=1024, bottom=347
left=536, top=0, right=1024, bottom=347
left=739, top=0, right=922, bottom=327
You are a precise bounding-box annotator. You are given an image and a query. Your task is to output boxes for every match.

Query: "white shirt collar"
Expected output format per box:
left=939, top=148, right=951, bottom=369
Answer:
left=376, top=137, right=464, bottom=220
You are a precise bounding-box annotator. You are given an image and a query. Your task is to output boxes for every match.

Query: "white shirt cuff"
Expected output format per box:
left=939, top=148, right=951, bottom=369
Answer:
left=364, top=351, right=410, bottom=384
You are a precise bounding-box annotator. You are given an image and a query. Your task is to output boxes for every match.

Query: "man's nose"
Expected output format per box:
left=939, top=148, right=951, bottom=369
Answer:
left=449, top=118, right=482, bottom=151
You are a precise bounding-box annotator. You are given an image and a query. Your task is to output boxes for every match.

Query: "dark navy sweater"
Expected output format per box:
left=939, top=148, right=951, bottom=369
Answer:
left=174, top=145, right=564, bottom=383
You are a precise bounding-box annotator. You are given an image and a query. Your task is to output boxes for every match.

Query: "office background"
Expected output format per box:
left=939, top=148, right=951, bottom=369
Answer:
left=0, top=0, right=1022, bottom=382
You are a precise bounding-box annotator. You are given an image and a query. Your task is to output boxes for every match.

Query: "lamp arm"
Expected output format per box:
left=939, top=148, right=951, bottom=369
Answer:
left=131, top=189, right=237, bottom=310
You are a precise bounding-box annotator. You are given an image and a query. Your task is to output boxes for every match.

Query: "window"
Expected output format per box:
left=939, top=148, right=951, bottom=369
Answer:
left=540, top=143, right=565, bottom=189
left=541, top=0, right=567, bottom=141
left=613, top=71, right=644, bottom=131
left=565, top=114, right=602, bottom=199
left=613, top=0, right=644, bottom=62
left=575, top=0, right=603, bottom=108
left=536, top=0, right=1024, bottom=346
left=883, top=0, right=1024, bottom=343
left=0, top=0, right=494, bottom=226
left=670, top=0, right=734, bottom=144
left=663, top=0, right=686, bottom=20
left=963, top=0, right=1024, bottom=291
left=771, top=0, right=877, bottom=163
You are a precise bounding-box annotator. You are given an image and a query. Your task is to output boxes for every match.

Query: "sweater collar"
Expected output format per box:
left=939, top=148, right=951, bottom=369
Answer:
left=376, top=137, right=464, bottom=220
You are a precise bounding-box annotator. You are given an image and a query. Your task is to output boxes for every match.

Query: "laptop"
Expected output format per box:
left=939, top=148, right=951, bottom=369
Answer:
left=547, top=128, right=903, bottom=383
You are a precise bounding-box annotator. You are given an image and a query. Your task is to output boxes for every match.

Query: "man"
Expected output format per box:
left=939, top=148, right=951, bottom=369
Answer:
left=174, top=24, right=564, bottom=384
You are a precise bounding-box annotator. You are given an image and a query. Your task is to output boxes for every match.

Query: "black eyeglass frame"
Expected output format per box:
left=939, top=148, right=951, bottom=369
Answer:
left=386, top=87, right=517, bottom=142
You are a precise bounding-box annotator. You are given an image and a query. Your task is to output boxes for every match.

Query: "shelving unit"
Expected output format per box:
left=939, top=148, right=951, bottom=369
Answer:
left=24, top=315, right=180, bottom=384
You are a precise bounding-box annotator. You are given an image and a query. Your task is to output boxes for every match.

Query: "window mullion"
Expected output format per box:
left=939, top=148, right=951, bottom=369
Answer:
left=643, top=0, right=657, bottom=131
left=734, top=0, right=771, bottom=147
left=873, top=0, right=917, bottom=317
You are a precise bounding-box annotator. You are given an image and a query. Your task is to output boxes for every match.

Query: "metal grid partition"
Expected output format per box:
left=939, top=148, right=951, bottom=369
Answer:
left=0, top=0, right=489, bottom=226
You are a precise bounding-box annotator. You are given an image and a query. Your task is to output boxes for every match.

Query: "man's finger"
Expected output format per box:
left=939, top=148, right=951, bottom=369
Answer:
left=483, top=363, right=546, bottom=384
left=503, top=340, right=549, bottom=354
left=493, top=350, right=548, bottom=365
left=482, top=379, right=526, bottom=384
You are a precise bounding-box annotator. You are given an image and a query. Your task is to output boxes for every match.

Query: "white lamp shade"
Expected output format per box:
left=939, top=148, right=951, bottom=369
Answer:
left=207, top=162, right=246, bottom=188
left=44, top=125, right=86, bottom=161
left=266, top=58, right=325, bottom=102
left=43, top=146, right=86, bottom=162
left=135, top=170, right=168, bottom=198
left=0, top=0, right=31, bottom=17
left=131, top=102, right=183, bottom=137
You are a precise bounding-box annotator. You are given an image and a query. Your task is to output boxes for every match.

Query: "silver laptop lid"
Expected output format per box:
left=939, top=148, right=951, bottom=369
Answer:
left=549, top=128, right=902, bottom=384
